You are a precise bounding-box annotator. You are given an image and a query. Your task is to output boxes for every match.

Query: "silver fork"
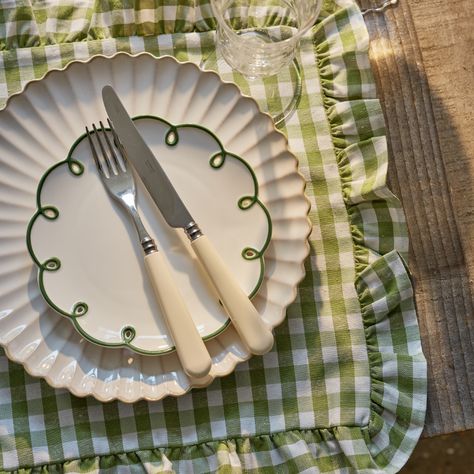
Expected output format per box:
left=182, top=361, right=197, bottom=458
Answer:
left=87, top=120, right=157, bottom=255
left=86, top=121, right=212, bottom=379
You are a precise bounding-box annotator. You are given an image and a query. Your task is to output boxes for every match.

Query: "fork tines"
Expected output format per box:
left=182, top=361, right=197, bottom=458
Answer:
left=86, top=119, right=127, bottom=177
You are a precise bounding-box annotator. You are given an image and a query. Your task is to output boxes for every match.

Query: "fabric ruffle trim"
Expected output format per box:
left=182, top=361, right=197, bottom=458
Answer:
left=5, top=427, right=409, bottom=473
left=314, top=3, right=427, bottom=473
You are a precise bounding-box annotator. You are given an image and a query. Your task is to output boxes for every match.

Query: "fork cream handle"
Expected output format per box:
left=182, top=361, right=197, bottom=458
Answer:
left=144, top=251, right=212, bottom=378
left=191, top=235, right=274, bottom=355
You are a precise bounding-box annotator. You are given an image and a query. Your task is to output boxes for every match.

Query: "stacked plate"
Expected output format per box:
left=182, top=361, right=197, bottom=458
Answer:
left=0, top=53, right=310, bottom=402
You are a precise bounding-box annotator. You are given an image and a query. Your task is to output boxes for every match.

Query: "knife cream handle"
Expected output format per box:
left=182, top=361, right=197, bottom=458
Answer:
left=191, top=235, right=274, bottom=355
left=144, top=251, right=212, bottom=378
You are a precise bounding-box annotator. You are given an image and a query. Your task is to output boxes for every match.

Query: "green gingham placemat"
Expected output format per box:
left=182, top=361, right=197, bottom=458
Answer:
left=0, top=1, right=427, bottom=472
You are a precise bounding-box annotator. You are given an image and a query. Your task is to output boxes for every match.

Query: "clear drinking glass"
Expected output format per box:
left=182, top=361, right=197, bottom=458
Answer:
left=210, top=0, right=322, bottom=78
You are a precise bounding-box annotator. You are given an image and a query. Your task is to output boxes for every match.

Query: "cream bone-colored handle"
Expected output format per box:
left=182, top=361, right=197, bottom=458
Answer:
left=144, top=251, right=212, bottom=378
left=191, top=234, right=274, bottom=355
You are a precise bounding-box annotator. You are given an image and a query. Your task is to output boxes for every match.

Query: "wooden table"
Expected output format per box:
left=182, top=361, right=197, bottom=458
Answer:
left=358, top=0, right=474, bottom=436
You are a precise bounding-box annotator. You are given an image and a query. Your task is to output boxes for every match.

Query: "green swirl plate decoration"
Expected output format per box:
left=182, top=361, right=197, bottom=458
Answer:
left=27, top=116, right=272, bottom=356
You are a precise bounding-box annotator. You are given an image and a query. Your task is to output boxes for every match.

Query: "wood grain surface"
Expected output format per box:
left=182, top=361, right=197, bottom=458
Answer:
left=358, top=0, right=474, bottom=436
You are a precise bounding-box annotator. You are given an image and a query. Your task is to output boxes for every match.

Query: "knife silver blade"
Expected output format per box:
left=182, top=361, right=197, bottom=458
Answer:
left=102, top=85, right=196, bottom=233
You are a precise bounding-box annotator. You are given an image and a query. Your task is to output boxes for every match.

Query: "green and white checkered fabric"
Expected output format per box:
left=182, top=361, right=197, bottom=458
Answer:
left=0, top=1, right=427, bottom=472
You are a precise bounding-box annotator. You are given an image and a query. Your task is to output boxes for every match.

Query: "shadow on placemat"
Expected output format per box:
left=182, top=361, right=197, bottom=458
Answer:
left=401, top=430, right=474, bottom=473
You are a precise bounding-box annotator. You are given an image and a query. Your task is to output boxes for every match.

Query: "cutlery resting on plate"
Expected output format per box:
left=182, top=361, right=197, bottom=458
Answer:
left=103, top=85, right=274, bottom=356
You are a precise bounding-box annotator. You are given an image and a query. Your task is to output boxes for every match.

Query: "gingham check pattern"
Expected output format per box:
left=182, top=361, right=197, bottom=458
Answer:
left=0, top=1, right=427, bottom=472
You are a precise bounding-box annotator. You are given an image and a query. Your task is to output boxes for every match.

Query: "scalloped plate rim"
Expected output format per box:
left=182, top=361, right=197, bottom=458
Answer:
left=0, top=52, right=312, bottom=402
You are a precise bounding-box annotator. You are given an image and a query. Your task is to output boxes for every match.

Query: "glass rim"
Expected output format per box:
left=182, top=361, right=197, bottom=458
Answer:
left=210, top=0, right=322, bottom=45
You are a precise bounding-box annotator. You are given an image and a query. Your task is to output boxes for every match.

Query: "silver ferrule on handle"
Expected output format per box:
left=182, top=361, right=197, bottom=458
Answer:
left=184, top=221, right=203, bottom=241
left=140, top=236, right=158, bottom=255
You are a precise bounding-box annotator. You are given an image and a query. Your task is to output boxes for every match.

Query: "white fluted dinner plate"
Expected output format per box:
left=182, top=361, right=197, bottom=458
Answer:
left=0, top=53, right=310, bottom=401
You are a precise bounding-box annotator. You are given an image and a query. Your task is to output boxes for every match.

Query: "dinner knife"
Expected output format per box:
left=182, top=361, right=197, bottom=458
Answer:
left=102, top=85, right=274, bottom=356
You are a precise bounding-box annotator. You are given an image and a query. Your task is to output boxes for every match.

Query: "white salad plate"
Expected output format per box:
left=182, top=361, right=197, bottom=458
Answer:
left=27, top=116, right=271, bottom=355
left=0, top=53, right=310, bottom=402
